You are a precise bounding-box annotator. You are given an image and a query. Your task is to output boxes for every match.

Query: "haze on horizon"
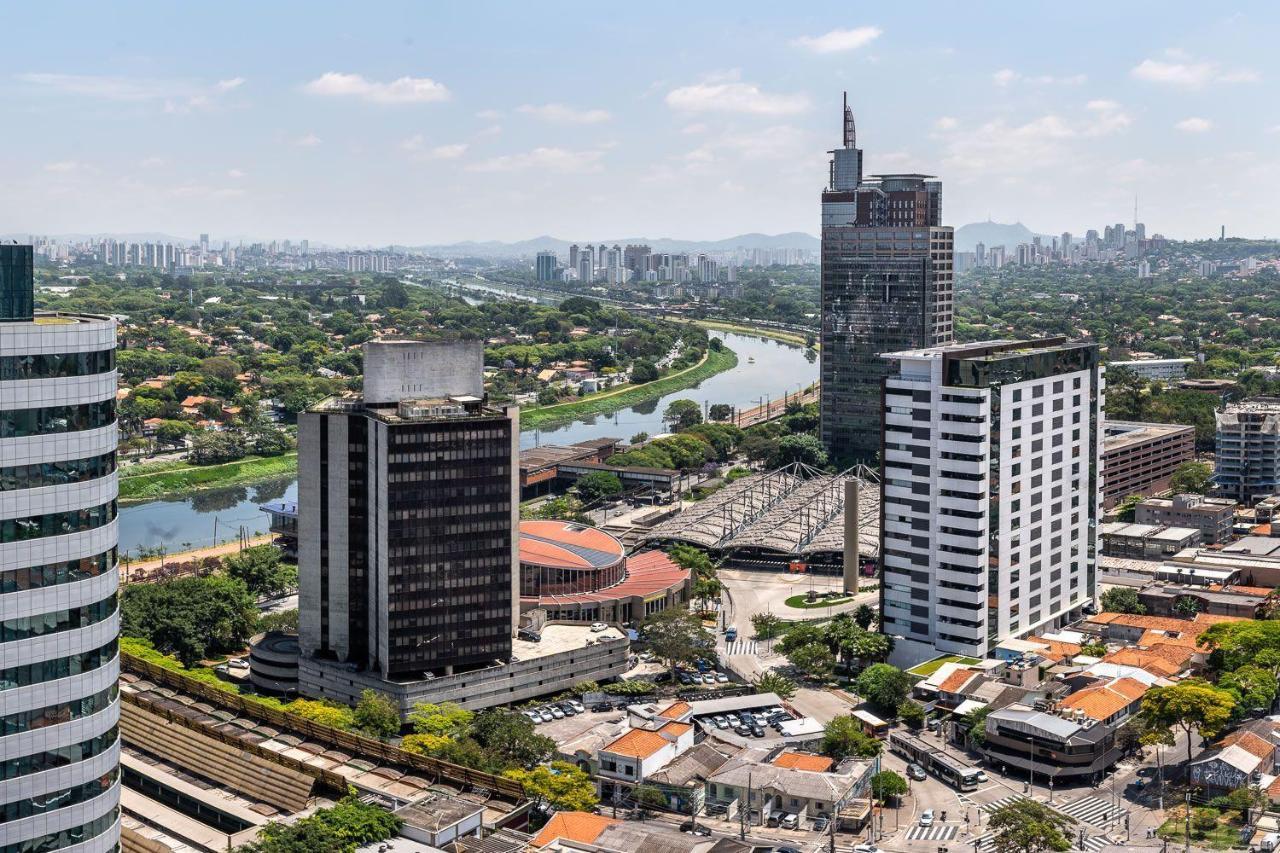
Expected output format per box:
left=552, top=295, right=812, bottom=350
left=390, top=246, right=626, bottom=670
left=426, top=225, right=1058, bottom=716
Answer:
left=3, top=1, right=1278, bottom=246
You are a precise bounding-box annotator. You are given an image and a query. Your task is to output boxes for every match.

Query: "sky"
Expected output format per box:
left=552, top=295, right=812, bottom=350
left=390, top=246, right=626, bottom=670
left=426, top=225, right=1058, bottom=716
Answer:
left=3, top=1, right=1279, bottom=246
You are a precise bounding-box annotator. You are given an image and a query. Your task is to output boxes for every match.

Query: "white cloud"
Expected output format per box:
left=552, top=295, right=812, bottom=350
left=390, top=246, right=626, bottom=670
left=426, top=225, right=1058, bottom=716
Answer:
left=939, top=104, right=1131, bottom=182
left=169, top=184, right=246, bottom=200
left=934, top=116, right=958, bottom=130
left=468, top=146, right=604, bottom=173
left=295, top=133, right=322, bottom=147
left=227, top=168, right=246, bottom=178
left=302, top=72, right=450, bottom=104
left=682, top=125, right=810, bottom=168
left=1086, top=99, right=1121, bottom=112
left=994, top=69, right=1086, bottom=86
left=402, top=137, right=468, bottom=161
left=681, top=123, right=708, bottom=135
left=666, top=72, right=809, bottom=116
left=1176, top=117, right=1213, bottom=133
left=16, top=71, right=244, bottom=112
left=517, top=103, right=610, bottom=124
left=43, top=160, right=81, bottom=173
left=138, top=156, right=167, bottom=167
left=1131, top=56, right=1258, bottom=88
left=475, top=109, right=502, bottom=120
left=791, top=26, right=882, bottom=54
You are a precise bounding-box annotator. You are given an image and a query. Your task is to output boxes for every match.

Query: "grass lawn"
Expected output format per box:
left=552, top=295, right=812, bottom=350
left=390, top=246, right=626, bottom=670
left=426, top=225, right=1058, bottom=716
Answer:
left=118, top=452, right=298, bottom=502
left=907, top=654, right=982, bottom=677
left=785, top=593, right=855, bottom=609
left=520, top=345, right=738, bottom=430
left=1157, top=814, right=1247, bottom=850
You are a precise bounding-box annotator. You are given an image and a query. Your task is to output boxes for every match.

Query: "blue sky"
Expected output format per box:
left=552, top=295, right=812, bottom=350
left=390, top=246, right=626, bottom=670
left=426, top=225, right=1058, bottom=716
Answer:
left=3, top=1, right=1278, bottom=245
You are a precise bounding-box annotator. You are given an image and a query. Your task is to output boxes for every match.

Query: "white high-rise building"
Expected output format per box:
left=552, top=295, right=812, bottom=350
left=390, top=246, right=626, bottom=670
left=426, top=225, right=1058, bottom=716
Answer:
left=0, top=244, right=121, bottom=852
left=879, top=338, right=1102, bottom=664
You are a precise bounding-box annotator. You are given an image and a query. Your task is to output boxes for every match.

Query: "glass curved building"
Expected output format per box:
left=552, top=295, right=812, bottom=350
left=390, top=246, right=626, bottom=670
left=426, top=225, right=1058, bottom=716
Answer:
left=1, top=244, right=120, bottom=853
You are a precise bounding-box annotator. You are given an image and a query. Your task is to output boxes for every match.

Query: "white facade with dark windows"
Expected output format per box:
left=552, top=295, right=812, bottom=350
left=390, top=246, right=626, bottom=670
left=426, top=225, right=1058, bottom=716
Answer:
left=879, top=338, right=1102, bottom=665
left=0, top=244, right=121, bottom=853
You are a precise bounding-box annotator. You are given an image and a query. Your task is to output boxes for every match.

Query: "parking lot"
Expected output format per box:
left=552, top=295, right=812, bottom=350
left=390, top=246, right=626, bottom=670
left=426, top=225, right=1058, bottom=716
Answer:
left=526, top=704, right=627, bottom=742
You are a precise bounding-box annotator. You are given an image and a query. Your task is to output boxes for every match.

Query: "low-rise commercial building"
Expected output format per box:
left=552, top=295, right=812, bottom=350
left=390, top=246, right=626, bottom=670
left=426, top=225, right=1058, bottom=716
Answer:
left=1189, top=721, right=1280, bottom=797
left=705, top=747, right=874, bottom=829
left=1100, top=421, right=1196, bottom=510
left=1135, top=494, right=1236, bottom=545
left=1107, top=358, right=1193, bottom=381
left=1136, top=582, right=1269, bottom=619
left=1099, top=522, right=1201, bottom=559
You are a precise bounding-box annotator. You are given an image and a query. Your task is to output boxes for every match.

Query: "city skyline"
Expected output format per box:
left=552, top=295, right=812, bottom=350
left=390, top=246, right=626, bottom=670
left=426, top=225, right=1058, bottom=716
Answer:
left=3, top=2, right=1279, bottom=244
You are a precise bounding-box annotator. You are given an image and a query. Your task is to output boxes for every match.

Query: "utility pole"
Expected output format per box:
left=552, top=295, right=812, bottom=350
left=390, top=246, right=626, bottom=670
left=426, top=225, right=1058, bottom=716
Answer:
left=1184, top=791, right=1191, bottom=853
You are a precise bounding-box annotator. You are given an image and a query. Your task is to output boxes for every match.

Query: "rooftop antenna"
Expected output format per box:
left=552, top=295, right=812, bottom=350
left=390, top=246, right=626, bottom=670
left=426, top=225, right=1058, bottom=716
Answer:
left=1134, top=194, right=1139, bottom=230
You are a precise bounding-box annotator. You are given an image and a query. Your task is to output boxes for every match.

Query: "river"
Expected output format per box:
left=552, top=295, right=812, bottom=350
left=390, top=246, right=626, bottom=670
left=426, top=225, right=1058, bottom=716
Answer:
left=116, top=331, right=817, bottom=556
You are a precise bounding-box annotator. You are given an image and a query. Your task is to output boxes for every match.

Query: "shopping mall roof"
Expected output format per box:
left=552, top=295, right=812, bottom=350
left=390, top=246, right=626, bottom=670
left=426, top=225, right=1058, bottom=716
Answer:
left=518, top=520, right=625, bottom=570
left=529, top=549, right=688, bottom=608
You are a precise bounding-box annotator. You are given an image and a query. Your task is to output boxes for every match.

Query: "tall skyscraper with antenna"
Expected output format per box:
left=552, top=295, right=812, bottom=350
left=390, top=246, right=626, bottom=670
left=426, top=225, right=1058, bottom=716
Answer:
left=819, top=93, right=954, bottom=464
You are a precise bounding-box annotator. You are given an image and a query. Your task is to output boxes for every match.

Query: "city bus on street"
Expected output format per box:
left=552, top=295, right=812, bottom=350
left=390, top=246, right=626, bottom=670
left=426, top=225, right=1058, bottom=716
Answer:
left=889, top=732, right=981, bottom=792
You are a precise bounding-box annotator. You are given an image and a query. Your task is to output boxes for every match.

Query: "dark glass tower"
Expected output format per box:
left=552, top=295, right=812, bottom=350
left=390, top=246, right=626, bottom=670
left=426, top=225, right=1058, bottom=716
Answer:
left=819, top=95, right=954, bottom=464
left=0, top=243, right=35, bottom=321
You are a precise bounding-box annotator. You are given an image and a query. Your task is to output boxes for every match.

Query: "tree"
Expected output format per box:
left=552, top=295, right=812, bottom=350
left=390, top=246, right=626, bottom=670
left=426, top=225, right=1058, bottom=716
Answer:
left=663, top=399, right=703, bottom=431
left=1113, top=493, right=1146, bottom=522
left=470, top=709, right=556, bottom=770
left=870, top=770, right=909, bottom=804
left=987, top=798, right=1072, bottom=853
left=121, top=575, right=257, bottom=667
left=352, top=690, right=401, bottom=739
left=1218, top=665, right=1279, bottom=716
left=692, top=575, right=722, bottom=613
left=408, top=701, right=473, bottom=738
left=189, top=430, right=247, bottom=464
left=1199, top=620, right=1280, bottom=675
left=631, top=360, right=659, bottom=383
left=897, top=699, right=926, bottom=728
left=751, top=612, right=784, bottom=640
left=1141, top=681, right=1237, bottom=769
left=822, top=715, right=882, bottom=759
left=503, top=761, right=599, bottom=812
left=708, top=403, right=733, bottom=422
left=246, top=425, right=294, bottom=457
left=753, top=671, right=797, bottom=700
left=1079, top=642, right=1108, bottom=657
left=224, top=544, right=296, bottom=598
left=1173, top=595, right=1202, bottom=618
left=1100, top=586, right=1146, bottom=615
left=379, top=279, right=410, bottom=309
left=630, top=431, right=649, bottom=444
left=667, top=543, right=715, bottom=580
left=853, top=603, right=876, bottom=631
left=787, top=642, right=836, bottom=681
left=1170, top=461, right=1214, bottom=495
left=770, top=433, right=828, bottom=468
left=775, top=622, right=825, bottom=655
left=156, top=419, right=193, bottom=446
left=964, top=705, right=992, bottom=745
left=855, top=663, right=911, bottom=712
left=574, top=471, right=622, bottom=504
left=237, top=794, right=401, bottom=853
left=631, top=784, right=668, bottom=817
left=846, top=630, right=891, bottom=664
left=641, top=608, right=705, bottom=681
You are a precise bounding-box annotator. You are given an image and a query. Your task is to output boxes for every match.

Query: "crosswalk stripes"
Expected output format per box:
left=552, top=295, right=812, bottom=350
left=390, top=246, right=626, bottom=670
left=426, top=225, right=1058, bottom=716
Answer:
left=978, top=794, right=1032, bottom=814
left=1055, top=795, right=1121, bottom=828
left=905, top=824, right=958, bottom=842
left=971, top=831, right=1105, bottom=853
left=724, top=639, right=758, bottom=656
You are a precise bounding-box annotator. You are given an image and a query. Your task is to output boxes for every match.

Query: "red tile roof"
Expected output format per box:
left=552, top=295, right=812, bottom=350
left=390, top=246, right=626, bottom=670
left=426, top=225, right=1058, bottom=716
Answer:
left=531, top=811, right=618, bottom=848
left=773, top=751, right=834, bottom=772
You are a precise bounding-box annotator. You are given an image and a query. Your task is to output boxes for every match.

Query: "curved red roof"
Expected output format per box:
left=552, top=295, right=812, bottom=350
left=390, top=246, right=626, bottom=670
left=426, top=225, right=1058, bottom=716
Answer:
left=519, top=520, right=625, bottom=571
left=530, top=549, right=689, bottom=605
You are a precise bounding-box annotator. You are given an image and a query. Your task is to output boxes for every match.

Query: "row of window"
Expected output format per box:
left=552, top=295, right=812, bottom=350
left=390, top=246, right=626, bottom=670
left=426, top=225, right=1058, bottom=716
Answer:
left=0, top=639, right=118, bottom=692
left=0, top=399, right=115, bottom=438
left=0, top=684, right=117, bottom=737
left=0, top=548, right=116, bottom=594
left=0, top=500, right=117, bottom=544
left=0, top=809, right=117, bottom=853
left=0, top=769, right=117, bottom=824
left=0, top=727, right=117, bottom=782
left=0, top=451, right=115, bottom=493
left=0, top=595, right=117, bottom=643
left=0, top=349, right=114, bottom=382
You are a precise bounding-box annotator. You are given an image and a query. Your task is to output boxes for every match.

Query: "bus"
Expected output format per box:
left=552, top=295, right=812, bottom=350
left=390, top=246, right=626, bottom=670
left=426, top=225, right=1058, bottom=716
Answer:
left=889, top=732, right=981, bottom=792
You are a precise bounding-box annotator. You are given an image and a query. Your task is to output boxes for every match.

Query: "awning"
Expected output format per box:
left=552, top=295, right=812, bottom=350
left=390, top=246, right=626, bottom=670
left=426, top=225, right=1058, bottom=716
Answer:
left=953, top=699, right=988, bottom=716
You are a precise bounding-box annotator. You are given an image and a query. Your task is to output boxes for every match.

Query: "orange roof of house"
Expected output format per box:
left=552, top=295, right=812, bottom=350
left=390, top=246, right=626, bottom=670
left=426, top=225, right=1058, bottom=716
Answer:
left=1137, top=629, right=1205, bottom=651
left=1207, top=584, right=1276, bottom=597
left=531, top=811, right=618, bottom=848
left=773, top=751, right=834, bottom=772
left=603, top=728, right=671, bottom=760
left=1219, top=731, right=1276, bottom=761
left=1092, top=612, right=1248, bottom=633
left=1101, top=648, right=1182, bottom=677
left=1134, top=642, right=1198, bottom=665
left=1026, top=637, right=1083, bottom=662
left=181, top=395, right=216, bottom=407
left=658, top=702, right=691, bottom=720
left=1060, top=677, right=1149, bottom=721
left=939, top=668, right=978, bottom=694
left=660, top=721, right=692, bottom=737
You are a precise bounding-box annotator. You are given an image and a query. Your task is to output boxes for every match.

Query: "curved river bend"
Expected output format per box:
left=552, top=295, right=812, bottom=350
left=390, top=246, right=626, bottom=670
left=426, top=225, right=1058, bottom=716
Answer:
left=117, top=331, right=817, bottom=556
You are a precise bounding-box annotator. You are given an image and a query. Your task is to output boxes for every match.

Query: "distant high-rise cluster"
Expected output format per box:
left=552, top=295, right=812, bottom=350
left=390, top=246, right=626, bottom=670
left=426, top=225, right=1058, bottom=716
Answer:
left=956, top=220, right=1167, bottom=274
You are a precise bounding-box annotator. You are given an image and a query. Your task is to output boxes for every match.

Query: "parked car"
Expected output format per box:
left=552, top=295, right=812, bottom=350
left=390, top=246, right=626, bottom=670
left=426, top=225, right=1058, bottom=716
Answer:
left=549, top=706, right=565, bottom=719
left=715, top=672, right=729, bottom=683
left=590, top=622, right=609, bottom=632
left=679, top=673, right=694, bottom=685
left=751, top=724, right=765, bottom=738
left=735, top=725, right=752, bottom=737
left=522, top=710, right=540, bottom=723
left=701, top=673, right=716, bottom=684
left=812, top=817, right=829, bottom=834
left=780, top=813, right=798, bottom=830
left=775, top=847, right=802, bottom=853
left=539, top=708, right=555, bottom=723
left=590, top=703, right=612, bottom=713
left=567, top=700, right=585, bottom=714
left=907, top=763, right=927, bottom=781
left=558, top=702, right=577, bottom=716
left=919, top=809, right=935, bottom=827
left=679, top=821, right=711, bottom=837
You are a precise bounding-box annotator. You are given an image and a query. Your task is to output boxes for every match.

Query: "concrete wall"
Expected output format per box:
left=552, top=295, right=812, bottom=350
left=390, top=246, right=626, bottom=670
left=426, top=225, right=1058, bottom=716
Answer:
left=298, top=635, right=629, bottom=716
left=362, top=340, right=483, bottom=404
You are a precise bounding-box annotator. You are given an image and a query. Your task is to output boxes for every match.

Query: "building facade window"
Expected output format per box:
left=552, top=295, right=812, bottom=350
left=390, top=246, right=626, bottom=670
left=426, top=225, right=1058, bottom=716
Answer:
left=0, top=399, right=115, bottom=438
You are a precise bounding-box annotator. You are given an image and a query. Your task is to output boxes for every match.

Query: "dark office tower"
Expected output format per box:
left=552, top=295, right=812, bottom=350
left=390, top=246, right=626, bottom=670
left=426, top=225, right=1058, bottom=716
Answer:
left=0, top=243, right=35, bottom=320
left=298, top=341, right=519, bottom=679
left=819, top=94, right=954, bottom=464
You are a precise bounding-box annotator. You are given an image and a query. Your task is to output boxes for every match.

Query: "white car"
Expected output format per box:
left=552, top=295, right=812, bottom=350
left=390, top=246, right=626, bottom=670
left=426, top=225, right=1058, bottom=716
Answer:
left=568, top=700, right=585, bottom=714
left=226, top=658, right=250, bottom=671
left=590, top=622, right=609, bottom=632
left=538, top=708, right=554, bottom=723
left=919, top=810, right=935, bottom=827
left=522, top=710, right=541, bottom=723
left=549, top=706, right=565, bottom=719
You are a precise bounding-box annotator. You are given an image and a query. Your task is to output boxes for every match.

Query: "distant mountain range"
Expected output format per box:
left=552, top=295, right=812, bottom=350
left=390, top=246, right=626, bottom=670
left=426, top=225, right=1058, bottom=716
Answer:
left=409, top=232, right=822, bottom=258
left=953, top=221, right=1052, bottom=253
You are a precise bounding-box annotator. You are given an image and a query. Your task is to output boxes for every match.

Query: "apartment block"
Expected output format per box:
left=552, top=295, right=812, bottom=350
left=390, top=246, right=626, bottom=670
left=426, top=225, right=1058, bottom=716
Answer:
left=1215, top=398, right=1280, bottom=505
left=1100, top=421, right=1195, bottom=509
left=1135, top=493, right=1236, bottom=545
left=880, top=338, right=1102, bottom=664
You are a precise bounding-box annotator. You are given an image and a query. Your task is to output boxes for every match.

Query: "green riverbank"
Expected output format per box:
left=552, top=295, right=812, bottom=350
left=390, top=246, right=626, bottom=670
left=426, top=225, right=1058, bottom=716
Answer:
left=520, top=345, right=738, bottom=430
left=693, top=320, right=814, bottom=349
left=118, top=452, right=299, bottom=503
